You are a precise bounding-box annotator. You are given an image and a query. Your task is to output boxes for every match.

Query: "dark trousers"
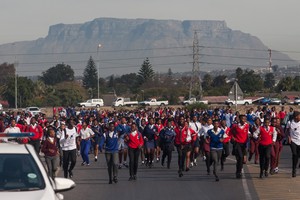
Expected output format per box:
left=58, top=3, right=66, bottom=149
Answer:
left=29, top=139, right=41, bottom=154
left=128, top=148, right=140, bottom=177
left=162, top=144, right=173, bottom=168
left=249, top=138, right=259, bottom=163
left=258, top=144, right=272, bottom=172
left=221, top=142, right=230, bottom=166
left=234, top=142, right=247, bottom=174
left=105, top=152, right=118, bottom=181
left=62, top=149, right=77, bottom=177
left=211, top=149, right=222, bottom=176
left=176, top=145, right=190, bottom=172
left=290, top=142, right=300, bottom=173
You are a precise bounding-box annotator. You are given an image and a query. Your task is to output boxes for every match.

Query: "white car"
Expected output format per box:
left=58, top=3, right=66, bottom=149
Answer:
left=0, top=141, right=75, bottom=200
left=25, top=107, right=41, bottom=116
left=78, top=99, right=104, bottom=108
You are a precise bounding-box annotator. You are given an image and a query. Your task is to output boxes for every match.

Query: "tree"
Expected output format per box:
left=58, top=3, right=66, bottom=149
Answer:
left=202, top=74, right=213, bottom=91
left=238, top=70, right=263, bottom=93
left=212, top=75, right=227, bottom=87
left=264, top=73, right=275, bottom=89
left=167, top=68, right=173, bottom=78
left=40, top=63, right=74, bottom=85
left=3, top=77, right=34, bottom=107
left=235, top=67, right=243, bottom=80
left=276, top=77, right=293, bottom=92
left=83, top=56, right=98, bottom=90
left=293, top=76, right=300, bottom=91
left=137, top=58, right=154, bottom=85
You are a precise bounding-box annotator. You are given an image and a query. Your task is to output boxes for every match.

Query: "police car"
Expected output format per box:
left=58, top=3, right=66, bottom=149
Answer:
left=0, top=133, right=75, bottom=200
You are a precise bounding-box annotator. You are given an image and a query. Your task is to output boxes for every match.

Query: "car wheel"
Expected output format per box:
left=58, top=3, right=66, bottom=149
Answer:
left=161, top=103, right=165, bottom=106
left=244, top=102, right=249, bottom=106
left=228, top=102, right=233, bottom=106
left=96, top=104, right=100, bottom=108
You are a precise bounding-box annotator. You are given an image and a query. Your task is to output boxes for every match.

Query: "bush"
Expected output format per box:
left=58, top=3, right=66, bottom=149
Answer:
left=185, top=102, right=208, bottom=110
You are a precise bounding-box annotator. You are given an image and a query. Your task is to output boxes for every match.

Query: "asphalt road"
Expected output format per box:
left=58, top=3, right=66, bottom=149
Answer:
left=59, top=148, right=265, bottom=200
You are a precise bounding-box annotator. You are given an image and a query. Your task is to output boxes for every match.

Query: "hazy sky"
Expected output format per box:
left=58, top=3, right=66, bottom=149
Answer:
left=1, top=0, right=300, bottom=60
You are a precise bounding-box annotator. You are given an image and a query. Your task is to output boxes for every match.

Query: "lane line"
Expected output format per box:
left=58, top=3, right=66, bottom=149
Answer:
left=227, top=157, right=252, bottom=200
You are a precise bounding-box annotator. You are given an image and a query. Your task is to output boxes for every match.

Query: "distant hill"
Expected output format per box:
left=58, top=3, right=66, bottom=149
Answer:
left=0, top=18, right=298, bottom=77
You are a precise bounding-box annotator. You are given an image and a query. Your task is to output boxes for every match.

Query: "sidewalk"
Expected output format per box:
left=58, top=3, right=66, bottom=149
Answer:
left=246, top=162, right=300, bottom=200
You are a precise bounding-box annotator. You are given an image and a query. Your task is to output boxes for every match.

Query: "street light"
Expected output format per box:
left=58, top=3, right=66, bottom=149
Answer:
left=12, top=43, right=18, bottom=109
left=97, top=44, right=102, bottom=99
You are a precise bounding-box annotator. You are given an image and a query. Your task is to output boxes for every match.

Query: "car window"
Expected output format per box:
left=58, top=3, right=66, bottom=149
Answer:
left=0, top=154, right=45, bottom=191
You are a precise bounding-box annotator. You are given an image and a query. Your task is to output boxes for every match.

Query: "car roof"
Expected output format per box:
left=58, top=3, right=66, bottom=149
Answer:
left=0, top=143, right=30, bottom=154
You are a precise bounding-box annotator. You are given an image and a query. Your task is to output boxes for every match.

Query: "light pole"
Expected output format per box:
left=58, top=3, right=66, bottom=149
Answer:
left=12, top=43, right=18, bottom=109
left=97, top=44, right=102, bottom=99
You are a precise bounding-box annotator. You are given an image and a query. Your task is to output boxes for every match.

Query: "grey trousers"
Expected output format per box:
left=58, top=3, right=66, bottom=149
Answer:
left=210, top=149, right=222, bottom=176
left=45, top=155, right=59, bottom=179
left=105, top=152, right=118, bottom=180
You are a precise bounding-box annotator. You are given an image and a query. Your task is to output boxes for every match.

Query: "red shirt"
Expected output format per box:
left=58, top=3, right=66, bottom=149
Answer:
left=127, top=131, right=144, bottom=149
left=230, top=123, right=249, bottom=144
left=222, top=126, right=231, bottom=143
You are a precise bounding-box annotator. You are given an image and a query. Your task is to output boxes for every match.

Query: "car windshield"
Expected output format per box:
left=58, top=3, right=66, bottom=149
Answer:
left=0, top=154, right=45, bottom=191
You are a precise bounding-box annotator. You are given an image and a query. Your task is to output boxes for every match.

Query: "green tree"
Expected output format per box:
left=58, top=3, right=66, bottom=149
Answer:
left=83, top=56, right=98, bottom=90
left=276, top=77, right=294, bottom=92
left=293, top=76, right=300, bottom=91
left=264, top=73, right=275, bottom=89
left=238, top=70, right=263, bottom=93
left=40, top=63, right=74, bottom=85
left=202, top=74, right=213, bottom=91
left=137, top=58, right=154, bottom=85
left=212, top=75, right=227, bottom=87
left=3, top=77, right=34, bottom=107
left=236, top=67, right=243, bottom=80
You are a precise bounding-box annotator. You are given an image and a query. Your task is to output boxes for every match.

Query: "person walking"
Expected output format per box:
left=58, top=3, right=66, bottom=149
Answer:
left=143, top=117, right=158, bottom=168
left=270, top=117, right=284, bottom=174
left=220, top=119, right=231, bottom=171
left=60, top=119, right=78, bottom=178
left=286, top=111, right=300, bottom=177
left=207, top=120, right=224, bottom=181
left=125, top=123, right=144, bottom=181
left=104, top=122, right=119, bottom=184
left=253, top=116, right=277, bottom=178
left=41, top=128, right=59, bottom=179
left=79, top=121, right=95, bottom=166
left=159, top=120, right=176, bottom=169
left=229, top=115, right=250, bottom=179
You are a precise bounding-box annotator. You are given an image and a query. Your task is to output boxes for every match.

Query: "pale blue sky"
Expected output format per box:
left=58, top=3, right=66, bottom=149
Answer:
left=1, top=0, right=300, bottom=60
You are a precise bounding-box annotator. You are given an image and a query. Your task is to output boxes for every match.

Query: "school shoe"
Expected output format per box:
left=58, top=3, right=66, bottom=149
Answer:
left=113, top=176, right=118, bottom=183
left=128, top=176, right=134, bottom=181
left=236, top=173, right=242, bottom=179
left=292, top=171, right=296, bottom=178
left=207, top=169, right=210, bottom=175
left=259, top=172, right=263, bottom=179
left=81, top=162, right=86, bottom=166
left=133, top=175, right=137, bottom=180
left=123, top=162, right=129, bottom=168
left=190, top=162, right=194, bottom=168
left=64, top=171, right=68, bottom=178
left=269, top=169, right=275, bottom=175
left=118, top=164, right=122, bottom=169
left=274, top=167, right=279, bottom=173
left=156, top=157, right=160, bottom=163
left=186, top=167, right=190, bottom=172
left=178, top=170, right=183, bottom=177
left=167, top=163, right=171, bottom=169
left=215, top=176, right=219, bottom=182
left=95, top=156, right=98, bottom=162
left=109, top=180, right=112, bottom=184
left=264, top=171, right=268, bottom=177
left=221, top=164, right=224, bottom=171
left=69, top=171, right=73, bottom=178
left=141, top=160, right=145, bottom=166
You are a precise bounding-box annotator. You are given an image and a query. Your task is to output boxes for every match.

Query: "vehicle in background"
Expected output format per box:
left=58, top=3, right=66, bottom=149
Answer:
left=0, top=141, right=75, bottom=200
left=139, top=98, right=169, bottom=106
left=294, top=97, right=300, bottom=105
left=224, top=99, right=252, bottom=106
left=112, top=97, right=138, bottom=107
left=182, top=98, right=208, bottom=105
left=25, top=107, right=41, bottom=116
left=259, top=97, right=282, bottom=105
left=78, top=99, right=104, bottom=108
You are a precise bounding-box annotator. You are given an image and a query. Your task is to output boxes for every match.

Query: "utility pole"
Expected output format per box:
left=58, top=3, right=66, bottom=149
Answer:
left=189, top=31, right=202, bottom=99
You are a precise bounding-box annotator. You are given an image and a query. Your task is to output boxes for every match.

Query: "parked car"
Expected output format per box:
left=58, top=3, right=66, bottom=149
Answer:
left=139, top=98, right=169, bottom=106
left=224, top=99, right=252, bottom=106
left=182, top=98, right=208, bottom=105
left=0, top=140, right=75, bottom=200
left=25, top=107, right=41, bottom=116
left=259, top=97, right=282, bottom=105
left=78, top=99, right=104, bottom=107
left=294, top=97, right=300, bottom=105
left=112, top=97, right=138, bottom=107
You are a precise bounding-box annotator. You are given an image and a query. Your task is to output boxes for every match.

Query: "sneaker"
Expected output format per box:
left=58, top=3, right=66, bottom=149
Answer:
left=193, top=159, right=197, bottom=166
left=64, top=171, right=68, bottom=178
left=81, top=162, right=86, bottom=166
left=109, top=180, right=112, bottom=184
left=190, top=162, right=194, bottom=168
left=221, top=164, right=224, bottom=171
left=264, top=171, right=268, bottom=177
left=86, top=163, right=90, bottom=166
left=118, top=164, right=122, bottom=169
left=128, top=176, right=134, bottom=181
left=292, top=171, right=296, bottom=178
left=95, top=157, right=98, bottom=162
left=186, top=167, right=190, bottom=172
left=156, top=157, right=160, bottom=163
left=215, top=176, right=219, bottom=182
left=133, top=175, right=137, bottom=180
left=113, top=176, right=118, bottom=183
left=275, top=167, right=279, bottom=173
left=203, top=156, right=206, bottom=161
left=77, top=150, right=81, bottom=157
left=236, top=173, right=242, bottom=179
left=141, top=160, right=145, bottom=165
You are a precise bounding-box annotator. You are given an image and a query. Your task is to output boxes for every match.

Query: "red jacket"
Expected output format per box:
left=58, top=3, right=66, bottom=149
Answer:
left=127, top=131, right=144, bottom=149
left=27, top=124, right=43, bottom=140
left=174, top=126, right=197, bottom=145
left=259, top=126, right=275, bottom=146
left=229, top=123, right=249, bottom=144
left=222, top=126, right=231, bottom=143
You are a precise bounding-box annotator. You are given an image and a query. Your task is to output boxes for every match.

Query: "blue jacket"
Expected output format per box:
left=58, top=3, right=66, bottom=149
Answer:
left=207, top=128, right=224, bottom=150
left=104, top=130, right=119, bottom=153
left=160, top=127, right=175, bottom=144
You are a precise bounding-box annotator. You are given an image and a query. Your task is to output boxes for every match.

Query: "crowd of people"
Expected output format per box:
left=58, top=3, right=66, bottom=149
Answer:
left=0, top=105, right=300, bottom=183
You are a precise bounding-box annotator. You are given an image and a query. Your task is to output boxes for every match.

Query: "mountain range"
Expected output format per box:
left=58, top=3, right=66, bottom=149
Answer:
left=0, top=18, right=298, bottom=77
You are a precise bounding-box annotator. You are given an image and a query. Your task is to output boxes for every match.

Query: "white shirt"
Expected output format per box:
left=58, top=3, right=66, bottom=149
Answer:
left=3, top=126, right=21, bottom=142
left=189, top=121, right=202, bottom=137
left=80, top=127, right=94, bottom=140
left=287, top=120, right=300, bottom=145
left=60, top=127, right=78, bottom=150
left=199, top=124, right=214, bottom=137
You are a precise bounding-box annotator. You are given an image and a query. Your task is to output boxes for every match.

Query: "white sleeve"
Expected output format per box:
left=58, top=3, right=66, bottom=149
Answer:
left=272, top=129, right=277, bottom=142
left=253, top=128, right=260, bottom=139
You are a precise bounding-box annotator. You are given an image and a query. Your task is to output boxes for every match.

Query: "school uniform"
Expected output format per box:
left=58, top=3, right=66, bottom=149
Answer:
left=287, top=120, right=300, bottom=177
left=80, top=127, right=95, bottom=165
left=41, top=137, right=59, bottom=179
left=104, top=130, right=119, bottom=183
left=221, top=126, right=231, bottom=169
left=159, top=126, right=176, bottom=168
left=253, top=125, right=277, bottom=178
